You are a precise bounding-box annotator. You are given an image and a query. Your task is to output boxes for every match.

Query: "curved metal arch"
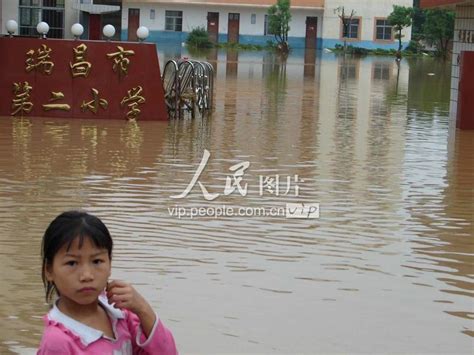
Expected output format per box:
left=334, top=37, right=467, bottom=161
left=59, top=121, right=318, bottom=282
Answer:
left=162, top=58, right=215, bottom=118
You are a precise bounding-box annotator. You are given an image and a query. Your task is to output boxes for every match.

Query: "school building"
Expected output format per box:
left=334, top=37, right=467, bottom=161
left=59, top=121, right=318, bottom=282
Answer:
left=2, top=0, right=413, bottom=49
left=122, top=0, right=413, bottom=49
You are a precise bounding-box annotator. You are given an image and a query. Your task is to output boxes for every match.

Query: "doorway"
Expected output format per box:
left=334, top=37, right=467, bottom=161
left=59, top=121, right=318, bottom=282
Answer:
left=228, top=13, right=240, bottom=44
left=207, top=12, right=219, bottom=43
left=128, top=8, right=140, bottom=41
left=305, top=16, right=318, bottom=49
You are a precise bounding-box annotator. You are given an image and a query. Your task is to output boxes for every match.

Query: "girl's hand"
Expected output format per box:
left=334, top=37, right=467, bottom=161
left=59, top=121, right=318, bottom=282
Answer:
left=106, top=280, right=153, bottom=317
left=107, top=280, right=157, bottom=337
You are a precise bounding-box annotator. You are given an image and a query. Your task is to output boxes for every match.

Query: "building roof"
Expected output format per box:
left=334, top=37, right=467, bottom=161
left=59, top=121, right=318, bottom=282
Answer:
left=72, top=3, right=121, bottom=14
left=420, top=0, right=473, bottom=8
left=124, top=0, right=324, bottom=10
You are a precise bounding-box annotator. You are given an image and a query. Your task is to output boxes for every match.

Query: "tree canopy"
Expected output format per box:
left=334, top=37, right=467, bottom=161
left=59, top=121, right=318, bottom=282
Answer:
left=267, top=0, right=292, bottom=52
left=388, top=5, right=414, bottom=53
left=423, top=9, right=455, bottom=58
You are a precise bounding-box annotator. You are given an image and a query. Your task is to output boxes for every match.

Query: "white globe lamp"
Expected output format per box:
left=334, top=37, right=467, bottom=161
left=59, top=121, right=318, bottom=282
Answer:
left=71, top=23, right=84, bottom=40
left=6, top=20, right=18, bottom=37
left=136, top=26, right=149, bottom=42
left=103, top=24, right=115, bottom=40
left=37, top=21, right=49, bottom=39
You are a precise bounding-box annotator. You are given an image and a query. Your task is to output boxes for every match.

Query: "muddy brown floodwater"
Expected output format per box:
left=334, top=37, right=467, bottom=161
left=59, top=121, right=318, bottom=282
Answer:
left=0, top=47, right=472, bottom=354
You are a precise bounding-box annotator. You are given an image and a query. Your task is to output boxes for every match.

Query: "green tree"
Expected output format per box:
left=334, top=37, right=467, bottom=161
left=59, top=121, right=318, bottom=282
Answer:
left=388, top=5, right=414, bottom=54
left=412, top=0, right=426, bottom=37
left=267, top=0, right=292, bottom=52
left=423, top=9, right=455, bottom=58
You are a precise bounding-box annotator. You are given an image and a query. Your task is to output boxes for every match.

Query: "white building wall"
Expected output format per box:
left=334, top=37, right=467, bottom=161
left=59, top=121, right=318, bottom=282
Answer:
left=450, top=3, right=474, bottom=121
left=1, top=0, right=18, bottom=34
left=322, top=0, right=413, bottom=42
left=122, top=3, right=323, bottom=38
left=65, top=0, right=80, bottom=39
left=290, top=9, right=323, bottom=38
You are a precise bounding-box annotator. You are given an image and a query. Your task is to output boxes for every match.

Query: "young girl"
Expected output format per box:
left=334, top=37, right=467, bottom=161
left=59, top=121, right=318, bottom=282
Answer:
left=38, top=210, right=178, bottom=354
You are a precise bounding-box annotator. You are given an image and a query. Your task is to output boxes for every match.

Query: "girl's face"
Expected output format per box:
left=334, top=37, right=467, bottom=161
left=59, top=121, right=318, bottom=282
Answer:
left=45, top=236, right=111, bottom=306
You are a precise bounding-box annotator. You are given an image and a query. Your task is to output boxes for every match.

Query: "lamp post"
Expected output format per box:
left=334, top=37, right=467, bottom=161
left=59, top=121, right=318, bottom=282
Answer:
left=36, top=21, right=49, bottom=39
left=6, top=20, right=18, bottom=37
left=71, top=23, right=84, bottom=40
left=102, top=24, right=115, bottom=41
left=136, top=26, right=149, bottom=43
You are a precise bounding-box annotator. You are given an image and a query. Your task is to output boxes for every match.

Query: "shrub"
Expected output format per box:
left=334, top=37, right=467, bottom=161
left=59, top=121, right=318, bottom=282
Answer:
left=405, top=39, right=424, bottom=53
left=186, top=27, right=213, bottom=48
left=350, top=46, right=369, bottom=55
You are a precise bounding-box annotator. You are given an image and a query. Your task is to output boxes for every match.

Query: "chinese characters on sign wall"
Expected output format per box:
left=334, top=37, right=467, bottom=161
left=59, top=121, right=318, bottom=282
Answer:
left=107, top=46, right=135, bottom=79
left=121, top=86, right=145, bottom=120
left=70, top=43, right=92, bottom=78
left=26, top=44, right=54, bottom=75
left=12, top=82, right=33, bottom=116
left=81, top=88, right=108, bottom=113
left=11, top=44, right=144, bottom=120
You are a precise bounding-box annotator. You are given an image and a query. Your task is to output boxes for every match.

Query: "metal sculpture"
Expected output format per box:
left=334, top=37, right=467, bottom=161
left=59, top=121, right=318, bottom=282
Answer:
left=162, top=59, right=214, bottom=118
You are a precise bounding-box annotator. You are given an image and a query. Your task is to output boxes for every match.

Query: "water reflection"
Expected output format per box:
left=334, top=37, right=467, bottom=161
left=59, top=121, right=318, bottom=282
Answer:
left=407, top=58, right=451, bottom=114
left=206, top=47, right=218, bottom=72
left=226, top=50, right=239, bottom=78
left=0, top=49, right=471, bottom=354
left=304, top=48, right=316, bottom=78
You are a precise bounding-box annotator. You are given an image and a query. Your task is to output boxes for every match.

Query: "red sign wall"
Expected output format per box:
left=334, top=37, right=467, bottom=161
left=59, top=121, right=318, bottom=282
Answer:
left=0, top=37, right=168, bottom=120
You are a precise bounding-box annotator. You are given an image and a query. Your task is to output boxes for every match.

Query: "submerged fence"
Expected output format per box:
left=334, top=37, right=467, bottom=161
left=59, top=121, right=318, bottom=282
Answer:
left=162, top=59, right=214, bottom=118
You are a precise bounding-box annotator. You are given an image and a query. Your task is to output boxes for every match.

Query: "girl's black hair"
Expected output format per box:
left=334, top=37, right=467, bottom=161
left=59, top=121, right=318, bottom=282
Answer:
left=41, top=210, right=113, bottom=302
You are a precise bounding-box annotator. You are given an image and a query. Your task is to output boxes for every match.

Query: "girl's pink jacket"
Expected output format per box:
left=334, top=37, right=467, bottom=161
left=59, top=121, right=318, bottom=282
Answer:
left=37, top=296, right=178, bottom=354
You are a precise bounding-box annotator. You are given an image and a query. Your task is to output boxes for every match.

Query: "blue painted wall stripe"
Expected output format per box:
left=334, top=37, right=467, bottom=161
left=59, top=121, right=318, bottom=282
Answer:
left=121, top=30, right=408, bottom=50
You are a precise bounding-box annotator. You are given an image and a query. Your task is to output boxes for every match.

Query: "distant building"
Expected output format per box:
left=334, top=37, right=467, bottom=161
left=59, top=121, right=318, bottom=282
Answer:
left=121, top=0, right=413, bottom=49
left=0, top=1, right=121, bottom=40
left=1, top=0, right=413, bottom=49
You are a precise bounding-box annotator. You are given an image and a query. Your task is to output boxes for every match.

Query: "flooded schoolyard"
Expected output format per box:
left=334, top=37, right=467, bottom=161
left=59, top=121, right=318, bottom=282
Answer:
left=0, top=46, right=473, bottom=354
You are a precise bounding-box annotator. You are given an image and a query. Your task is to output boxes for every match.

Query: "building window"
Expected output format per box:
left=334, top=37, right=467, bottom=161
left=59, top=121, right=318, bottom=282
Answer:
left=341, top=18, right=360, bottom=39
left=229, top=13, right=239, bottom=21
left=150, top=9, right=155, bottom=20
left=375, top=19, right=392, bottom=41
left=19, top=0, right=65, bottom=38
left=264, top=14, right=274, bottom=36
left=339, top=62, right=358, bottom=80
left=165, top=10, right=182, bottom=32
left=251, top=14, right=256, bottom=25
left=373, top=62, right=391, bottom=80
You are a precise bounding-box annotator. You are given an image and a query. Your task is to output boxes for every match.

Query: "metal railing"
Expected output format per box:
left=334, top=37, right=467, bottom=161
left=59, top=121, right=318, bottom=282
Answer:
left=162, top=58, right=214, bottom=118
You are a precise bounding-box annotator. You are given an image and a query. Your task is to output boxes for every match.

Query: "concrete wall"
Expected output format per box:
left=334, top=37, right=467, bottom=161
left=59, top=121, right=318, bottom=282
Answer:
left=122, top=2, right=323, bottom=47
left=1, top=0, right=18, bottom=35
left=450, top=3, right=474, bottom=120
left=65, top=0, right=81, bottom=39
left=322, top=0, right=413, bottom=49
